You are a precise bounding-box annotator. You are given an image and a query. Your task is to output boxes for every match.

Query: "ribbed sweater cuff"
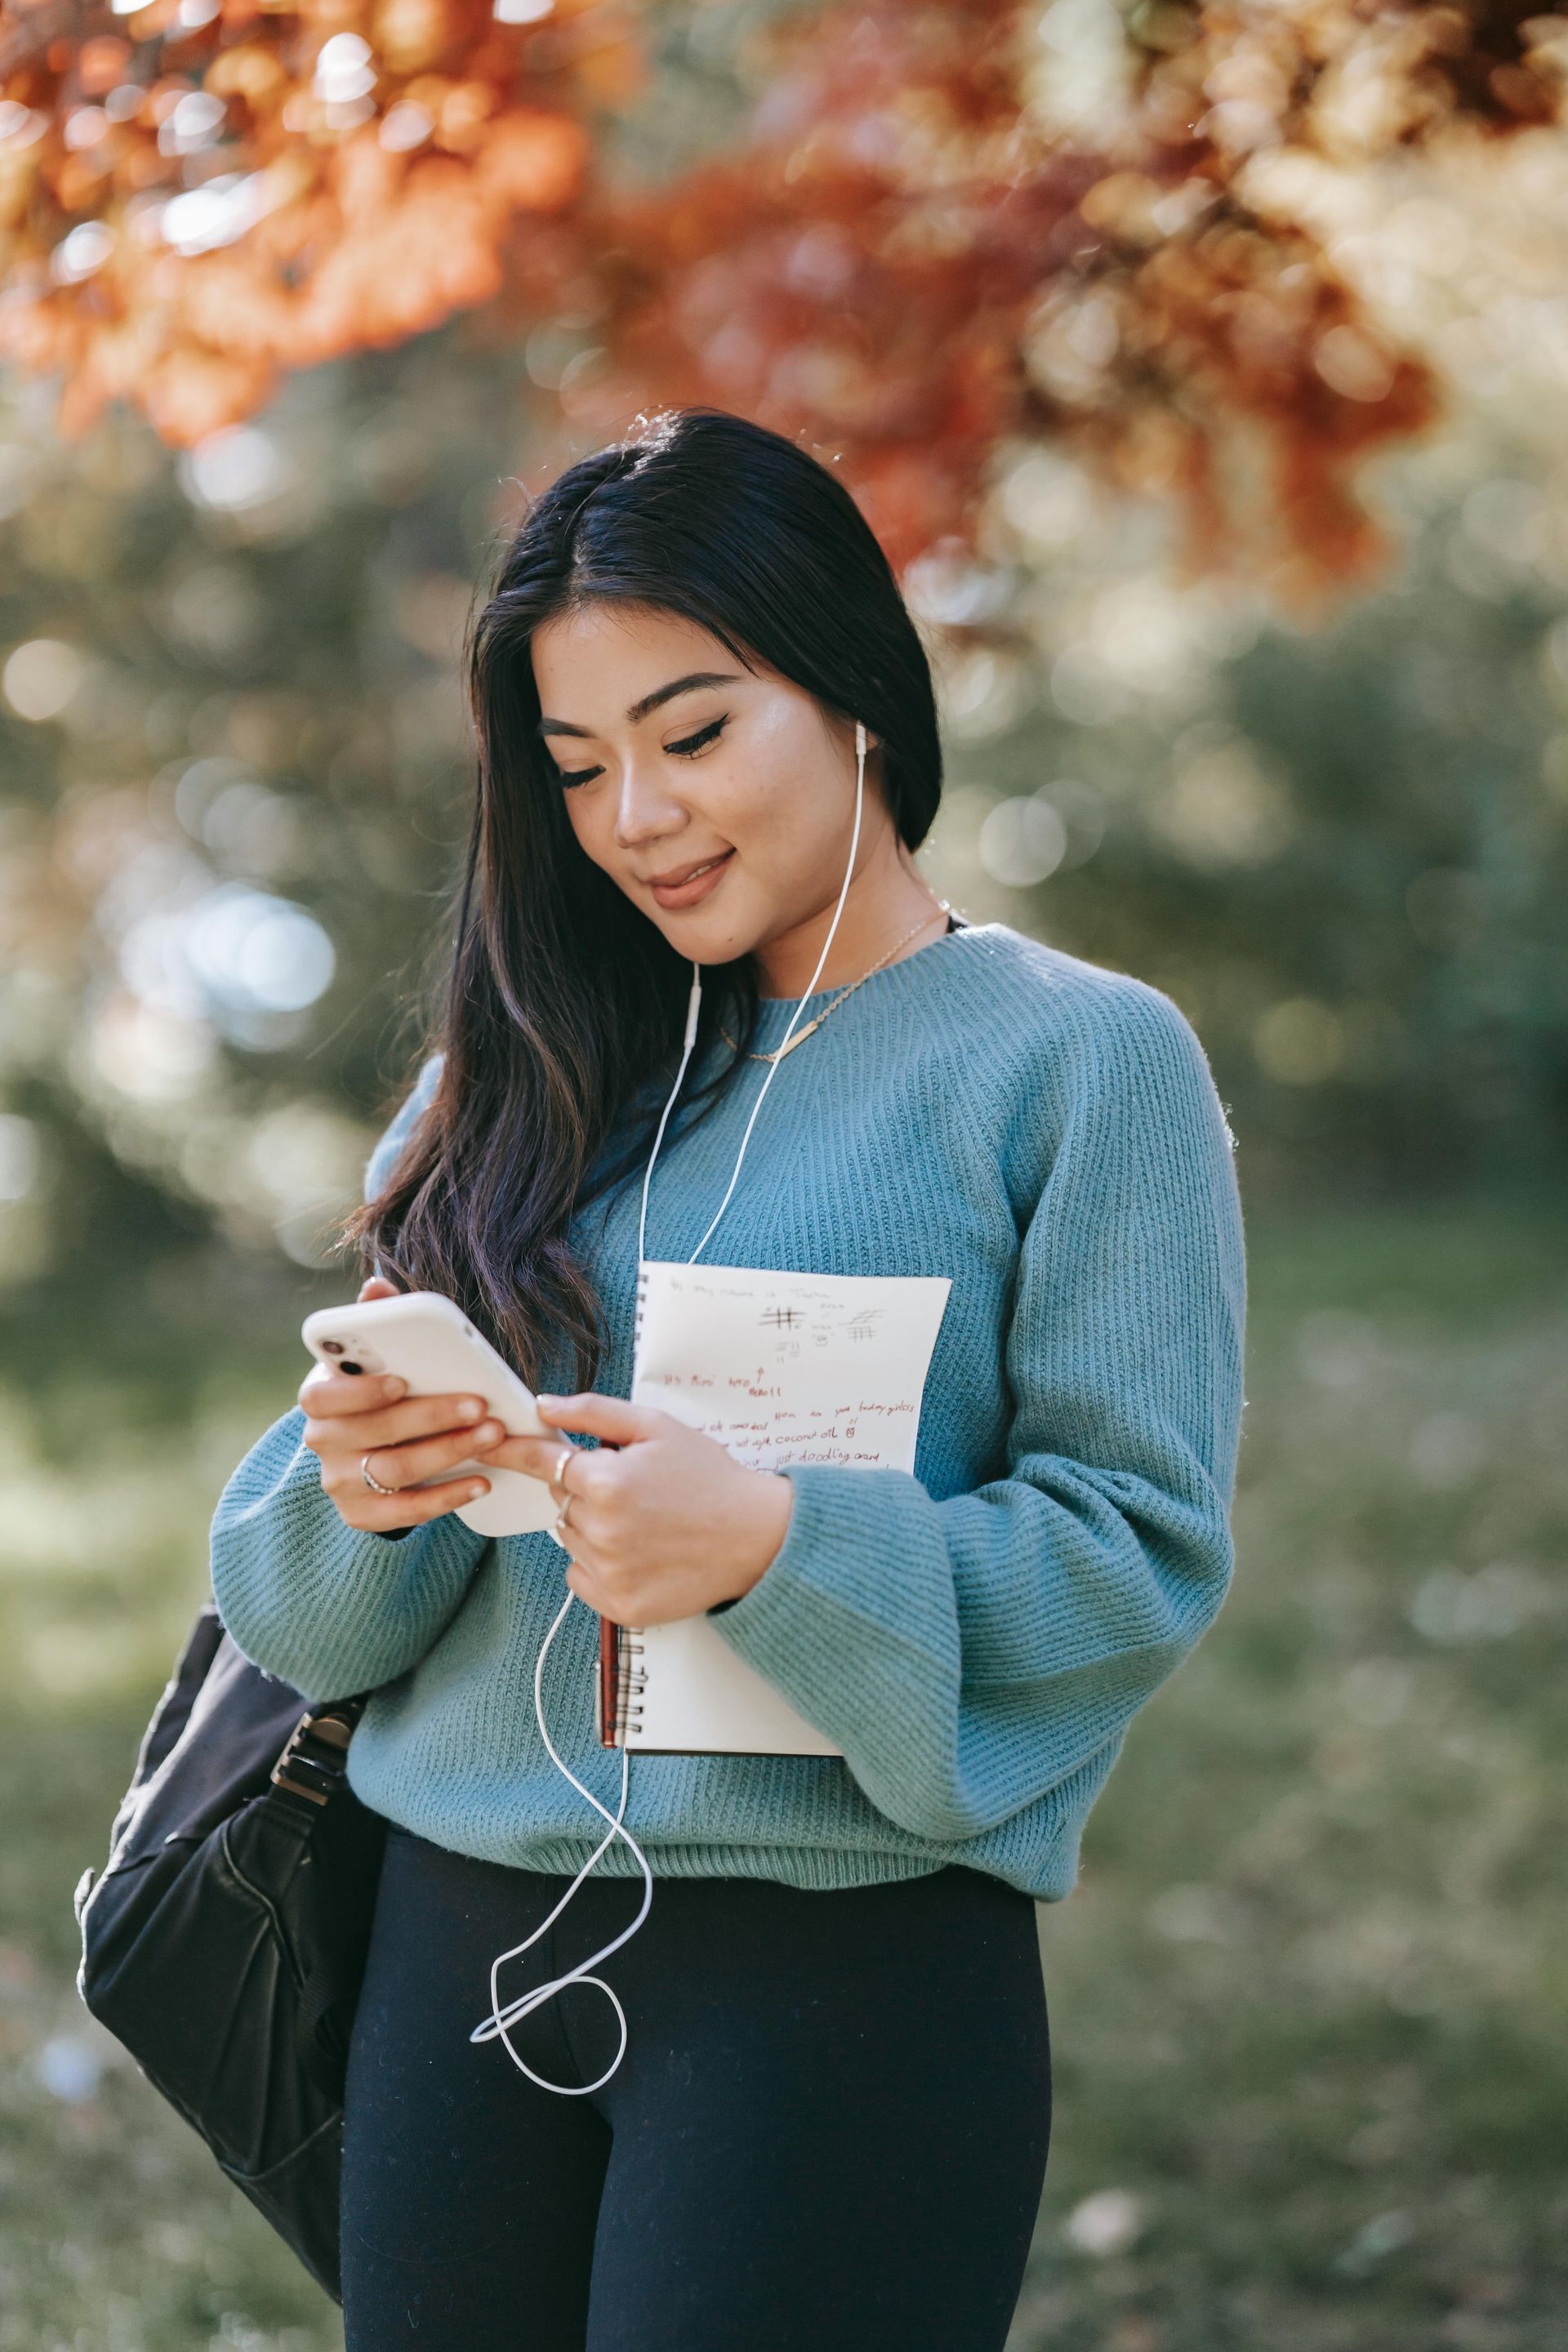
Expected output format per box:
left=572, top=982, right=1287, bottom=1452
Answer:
left=706, top=1461, right=940, bottom=1701
left=210, top=1429, right=490, bottom=1701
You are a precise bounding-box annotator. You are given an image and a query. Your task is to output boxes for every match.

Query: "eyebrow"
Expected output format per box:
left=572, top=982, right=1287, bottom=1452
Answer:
left=536, top=670, right=743, bottom=739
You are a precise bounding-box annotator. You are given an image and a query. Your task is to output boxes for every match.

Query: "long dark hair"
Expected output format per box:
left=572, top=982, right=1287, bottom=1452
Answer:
left=339, top=407, right=944, bottom=1389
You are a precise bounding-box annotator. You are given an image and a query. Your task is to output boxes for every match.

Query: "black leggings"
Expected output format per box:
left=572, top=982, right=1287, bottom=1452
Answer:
left=341, top=1824, right=1052, bottom=2351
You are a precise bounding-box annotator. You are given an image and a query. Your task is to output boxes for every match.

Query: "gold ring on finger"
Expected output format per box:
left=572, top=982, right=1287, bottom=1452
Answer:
left=551, top=1443, right=575, bottom=1494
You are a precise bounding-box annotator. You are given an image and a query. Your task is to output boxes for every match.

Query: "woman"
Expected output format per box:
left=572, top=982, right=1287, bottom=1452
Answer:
left=210, top=407, right=1245, bottom=2351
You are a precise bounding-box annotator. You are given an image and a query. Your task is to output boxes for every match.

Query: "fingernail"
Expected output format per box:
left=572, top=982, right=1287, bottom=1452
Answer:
left=466, top=1482, right=488, bottom=1499
left=385, top=1376, right=407, bottom=1398
left=536, top=1393, right=559, bottom=1407
left=475, top=1422, right=502, bottom=1446
left=458, top=1399, right=484, bottom=1420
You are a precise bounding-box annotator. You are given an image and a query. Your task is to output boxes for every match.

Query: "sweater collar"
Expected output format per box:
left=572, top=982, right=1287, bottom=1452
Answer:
left=744, top=916, right=987, bottom=1044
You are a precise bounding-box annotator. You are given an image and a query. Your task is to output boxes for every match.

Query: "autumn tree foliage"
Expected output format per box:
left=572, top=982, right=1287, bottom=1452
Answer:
left=0, top=0, right=628, bottom=439
left=3, top=0, right=1567, bottom=589
left=561, top=0, right=1568, bottom=590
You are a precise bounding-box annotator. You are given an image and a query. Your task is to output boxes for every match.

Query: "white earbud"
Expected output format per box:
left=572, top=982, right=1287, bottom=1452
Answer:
left=470, top=716, right=871, bottom=2093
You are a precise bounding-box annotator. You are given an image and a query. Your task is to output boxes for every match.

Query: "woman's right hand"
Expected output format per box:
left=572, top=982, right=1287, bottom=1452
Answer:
left=299, top=1276, right=504, bottom=1535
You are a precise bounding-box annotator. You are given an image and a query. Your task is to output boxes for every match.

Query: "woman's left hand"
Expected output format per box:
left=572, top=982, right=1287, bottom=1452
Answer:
left=483, top=1393, right=795, bottom=1625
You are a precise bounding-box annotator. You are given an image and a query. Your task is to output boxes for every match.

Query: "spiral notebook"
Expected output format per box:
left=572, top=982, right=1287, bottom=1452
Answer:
left=596, top=1258, right=951, bottom=1754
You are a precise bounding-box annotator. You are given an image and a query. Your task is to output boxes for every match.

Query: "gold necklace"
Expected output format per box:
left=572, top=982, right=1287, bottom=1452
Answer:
left=719, top=903, right=955, bottom=1064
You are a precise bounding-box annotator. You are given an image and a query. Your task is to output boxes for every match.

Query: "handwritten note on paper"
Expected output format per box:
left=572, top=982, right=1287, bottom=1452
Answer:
left=630, top=1270, right=949, bottom=1468
left=622, top=1261, right=953, bottom=1756
left=630, top=1261, right=952, bottom=1479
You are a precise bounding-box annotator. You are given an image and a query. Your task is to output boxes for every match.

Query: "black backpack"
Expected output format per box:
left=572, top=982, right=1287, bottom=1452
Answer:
left=73, top=1602, right=385, bottom=2304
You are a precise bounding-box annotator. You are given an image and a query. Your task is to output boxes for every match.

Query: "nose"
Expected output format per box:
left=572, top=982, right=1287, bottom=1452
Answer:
left=612, top=755, right=688, bottom=852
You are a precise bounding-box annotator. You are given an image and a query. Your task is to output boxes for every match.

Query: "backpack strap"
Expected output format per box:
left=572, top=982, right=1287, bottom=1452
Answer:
left=269, top=1697, right=368, bottom=1811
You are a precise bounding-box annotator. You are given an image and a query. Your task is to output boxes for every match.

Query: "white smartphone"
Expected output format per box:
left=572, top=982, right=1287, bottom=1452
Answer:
left=300, top=1290, right=564, bottom=1542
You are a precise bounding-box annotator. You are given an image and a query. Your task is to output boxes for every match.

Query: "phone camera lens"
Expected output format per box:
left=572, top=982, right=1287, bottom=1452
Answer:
left=340, top=1361, right=364, bottom=1376
left=321, top=1339, right=345, bottom=1356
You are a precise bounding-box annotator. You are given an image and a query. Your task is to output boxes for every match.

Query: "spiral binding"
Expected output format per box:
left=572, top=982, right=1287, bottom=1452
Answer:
left=613, top=1637, right=647, bottom=1743
left=606, top=1259, right=655, bottom=1746
left=595, top=1270, right=657, bottom=1749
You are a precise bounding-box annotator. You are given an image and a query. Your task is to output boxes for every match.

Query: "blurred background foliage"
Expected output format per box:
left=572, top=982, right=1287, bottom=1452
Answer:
left=1, top=0, right=1566, bottom=2346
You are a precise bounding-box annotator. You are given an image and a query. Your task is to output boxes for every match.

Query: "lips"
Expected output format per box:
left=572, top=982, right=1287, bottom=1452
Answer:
left=647, top=850, right=732, bottom=888
left=646, top=847, right=736, bottom=907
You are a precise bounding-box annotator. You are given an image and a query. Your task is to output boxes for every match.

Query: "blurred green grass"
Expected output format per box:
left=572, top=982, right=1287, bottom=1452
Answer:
left=1, top=1197, right=1562, bottom=2351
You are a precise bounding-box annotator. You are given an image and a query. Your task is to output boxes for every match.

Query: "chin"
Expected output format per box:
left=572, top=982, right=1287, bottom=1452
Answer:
left=648, top=899, right=760, bottom=969
left=664, top=925, right=755, bottom=972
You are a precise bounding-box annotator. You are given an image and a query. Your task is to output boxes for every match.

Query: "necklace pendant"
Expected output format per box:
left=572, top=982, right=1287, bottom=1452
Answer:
left=768, top=1020, right=819, bottom=1062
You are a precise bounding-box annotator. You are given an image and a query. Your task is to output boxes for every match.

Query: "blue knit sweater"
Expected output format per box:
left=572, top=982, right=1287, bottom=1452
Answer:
left=210, top=921, right=1245, bottom=1901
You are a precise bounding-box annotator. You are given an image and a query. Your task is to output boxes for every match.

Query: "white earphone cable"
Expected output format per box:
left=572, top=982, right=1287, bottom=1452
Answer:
left=469, top=722, right=869, bottom=2093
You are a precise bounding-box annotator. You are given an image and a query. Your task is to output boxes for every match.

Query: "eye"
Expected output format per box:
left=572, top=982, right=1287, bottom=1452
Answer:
left=550, top=714, right=726, bottom=789
left=667, top=715, right=726, bottom=760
